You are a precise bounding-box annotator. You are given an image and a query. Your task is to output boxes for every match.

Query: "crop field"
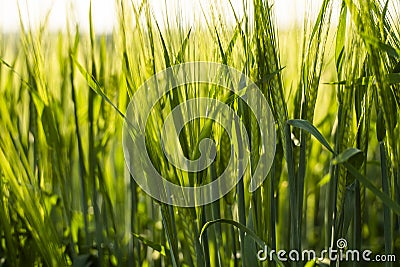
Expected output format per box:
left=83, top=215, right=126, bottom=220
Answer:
left=0, top=0, right=400, bottom=266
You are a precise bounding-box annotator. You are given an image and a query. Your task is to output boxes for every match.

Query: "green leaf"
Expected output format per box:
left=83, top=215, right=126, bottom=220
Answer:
left=309, top=0, right=330, bottom=42
left=386, top=73, right=400, bottom=84
left=332, top=148, right=363, bottom=165
left=287, top=119, right=334, bottom=154
left=343, top=163, right=400, bottom=215
left=360, top=34, right=399, bottom=59
left=376, top=109, right=386, bottom=142
left=256, top=67, right=286, bottom=85
left=335, top=2, right=347, bottom=72
left=42, top=105, right=61, bottom=147
left=215, top=28, right=227, bottom=65
left=317, top=173, right=331, bottom=187
left=200, top=219, right=285, bottom=266
left=155, top=21, right=171, bottom=68
left=72, top=57, right=125, bottom=118
left=341, top=187, right=355, bottom=236
left=132, top=233, right=168, bottom=256
left=243, top=207, right=258, bottom=267
left=174, top=28, right=192, bottom=64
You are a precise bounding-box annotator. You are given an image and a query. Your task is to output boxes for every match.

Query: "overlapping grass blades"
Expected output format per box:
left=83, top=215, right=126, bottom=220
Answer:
left=0, top=0, right=399, bottom=266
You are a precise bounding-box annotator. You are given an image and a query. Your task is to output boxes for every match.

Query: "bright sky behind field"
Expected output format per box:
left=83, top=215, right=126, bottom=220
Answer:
left=0, top=0, right=330, bottom=33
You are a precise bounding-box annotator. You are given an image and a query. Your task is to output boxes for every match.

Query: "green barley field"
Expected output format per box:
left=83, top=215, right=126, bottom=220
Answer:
left=1, top=0, right=400, bottom=266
